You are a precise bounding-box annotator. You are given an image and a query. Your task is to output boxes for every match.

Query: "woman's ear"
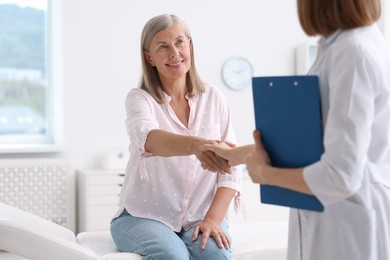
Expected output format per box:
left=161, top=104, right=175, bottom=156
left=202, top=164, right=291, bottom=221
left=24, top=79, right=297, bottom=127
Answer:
left=144, top=52, right=155, bottom=67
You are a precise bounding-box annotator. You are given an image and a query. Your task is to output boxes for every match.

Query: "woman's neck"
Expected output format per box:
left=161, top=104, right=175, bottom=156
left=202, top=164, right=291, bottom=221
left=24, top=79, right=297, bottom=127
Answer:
left=162, top=78, right=187, bottom=101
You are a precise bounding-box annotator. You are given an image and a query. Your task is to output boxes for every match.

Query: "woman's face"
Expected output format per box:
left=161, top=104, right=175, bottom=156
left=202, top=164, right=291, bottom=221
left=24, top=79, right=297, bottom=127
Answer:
left=145, top=23, right=191, bottom=83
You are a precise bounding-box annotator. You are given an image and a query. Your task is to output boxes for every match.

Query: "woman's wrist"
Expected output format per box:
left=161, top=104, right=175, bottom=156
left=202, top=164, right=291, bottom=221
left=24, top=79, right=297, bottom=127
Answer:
left=190, top=136, right=207, bottom=155
left=262, top=165, right=276, bottom=185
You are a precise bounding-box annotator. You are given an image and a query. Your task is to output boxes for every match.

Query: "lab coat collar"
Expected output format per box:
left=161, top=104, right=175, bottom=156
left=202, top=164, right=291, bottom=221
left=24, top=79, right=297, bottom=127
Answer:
left=317, top=29, right=342, bottom=48
left=317, top=24, right=378, bottom=48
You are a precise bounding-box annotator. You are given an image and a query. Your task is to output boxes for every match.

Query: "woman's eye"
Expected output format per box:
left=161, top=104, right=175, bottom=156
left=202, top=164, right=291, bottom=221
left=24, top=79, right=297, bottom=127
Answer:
left=159, top=45, right=168, bottom=49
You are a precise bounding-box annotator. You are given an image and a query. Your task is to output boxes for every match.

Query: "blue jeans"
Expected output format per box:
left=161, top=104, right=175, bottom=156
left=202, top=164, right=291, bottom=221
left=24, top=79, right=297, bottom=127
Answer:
left=110, top=210, right=231, bottom=260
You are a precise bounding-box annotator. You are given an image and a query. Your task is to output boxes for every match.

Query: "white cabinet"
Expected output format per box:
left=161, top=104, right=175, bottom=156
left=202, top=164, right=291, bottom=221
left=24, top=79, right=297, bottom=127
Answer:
left=77, top=169, right=125, bottom=232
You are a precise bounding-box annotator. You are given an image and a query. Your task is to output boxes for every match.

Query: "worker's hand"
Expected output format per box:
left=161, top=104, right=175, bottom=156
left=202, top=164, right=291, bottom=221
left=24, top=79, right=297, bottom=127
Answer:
left=245, top=130, right=271, bottom=184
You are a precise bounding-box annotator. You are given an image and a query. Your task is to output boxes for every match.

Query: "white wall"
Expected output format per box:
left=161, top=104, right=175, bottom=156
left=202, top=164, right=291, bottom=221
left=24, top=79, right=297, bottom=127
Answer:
left=60, top=0, right=314, bottom=169
left=379, top=0, right=390, bottom=45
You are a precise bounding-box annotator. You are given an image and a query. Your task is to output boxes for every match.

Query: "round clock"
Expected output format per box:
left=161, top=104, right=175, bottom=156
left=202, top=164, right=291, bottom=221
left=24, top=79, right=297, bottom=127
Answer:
left=221, top=56, right=254, bottom=91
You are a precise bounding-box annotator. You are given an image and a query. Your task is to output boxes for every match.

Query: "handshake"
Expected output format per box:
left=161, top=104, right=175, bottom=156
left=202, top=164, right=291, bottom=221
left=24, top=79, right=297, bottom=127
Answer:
left=197, top=140, right=236, bottom=174
left=197, top=136, right=258, bottom=174
left=197, top=131, right=271, bottom=186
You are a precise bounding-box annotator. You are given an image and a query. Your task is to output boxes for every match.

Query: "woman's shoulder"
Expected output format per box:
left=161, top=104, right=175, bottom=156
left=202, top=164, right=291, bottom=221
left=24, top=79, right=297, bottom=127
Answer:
left=197, top=83, right=229, bottom=110
left=128, top=87, right=147, bottom=96
left=127, top=88, right=153, bottom=100
left=202, top=83, right=225, bottom=99
left=125, top=88, right=157, bottom=107
left=334, top=25, right=386, bottom=56
left=328, top=28, right=389, bottom=71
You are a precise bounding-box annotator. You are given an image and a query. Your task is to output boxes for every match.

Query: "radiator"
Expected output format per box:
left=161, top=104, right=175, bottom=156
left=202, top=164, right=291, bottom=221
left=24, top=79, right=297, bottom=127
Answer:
left=0, top=159, right=75, bottom=231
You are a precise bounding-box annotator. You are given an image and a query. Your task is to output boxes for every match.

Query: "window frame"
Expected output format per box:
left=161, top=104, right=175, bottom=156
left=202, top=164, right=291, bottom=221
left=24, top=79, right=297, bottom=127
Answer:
left=0, top=0, right=64, bottom=154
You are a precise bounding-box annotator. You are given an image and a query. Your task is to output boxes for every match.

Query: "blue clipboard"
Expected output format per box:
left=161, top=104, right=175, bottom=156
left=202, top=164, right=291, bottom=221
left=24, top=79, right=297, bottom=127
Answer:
left=252, top=75, right=324, bottom=212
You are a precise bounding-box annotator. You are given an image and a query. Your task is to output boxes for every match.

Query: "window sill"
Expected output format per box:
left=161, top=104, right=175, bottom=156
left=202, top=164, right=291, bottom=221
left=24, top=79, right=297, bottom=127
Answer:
left=0, top=144, right=64, bottom=154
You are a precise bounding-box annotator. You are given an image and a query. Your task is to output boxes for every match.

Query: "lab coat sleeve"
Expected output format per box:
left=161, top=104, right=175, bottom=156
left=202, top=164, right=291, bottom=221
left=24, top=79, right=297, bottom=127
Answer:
left=303, top=46, right=378, bottom=207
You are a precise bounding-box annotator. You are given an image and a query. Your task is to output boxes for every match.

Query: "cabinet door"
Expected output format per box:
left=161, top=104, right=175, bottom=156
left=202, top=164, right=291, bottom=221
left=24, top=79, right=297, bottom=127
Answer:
left=77, top=170, right=124, bottom=232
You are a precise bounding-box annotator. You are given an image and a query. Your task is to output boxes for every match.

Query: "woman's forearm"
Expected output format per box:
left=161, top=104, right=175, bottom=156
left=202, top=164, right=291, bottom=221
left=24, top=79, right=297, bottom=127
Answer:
left=145, top=129, right=204, bottom=156
left=145, top=129, right=233, bottom=173
left=268, top=167, right=313, bottom=195
left=228, top=144, right=255, bottom=165
left=204, top=187, right=236, bottom=223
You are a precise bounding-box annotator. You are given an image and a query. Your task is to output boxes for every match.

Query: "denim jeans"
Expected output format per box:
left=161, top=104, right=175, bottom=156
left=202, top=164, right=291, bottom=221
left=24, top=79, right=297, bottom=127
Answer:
left=110, top=210, right=231, bottom=260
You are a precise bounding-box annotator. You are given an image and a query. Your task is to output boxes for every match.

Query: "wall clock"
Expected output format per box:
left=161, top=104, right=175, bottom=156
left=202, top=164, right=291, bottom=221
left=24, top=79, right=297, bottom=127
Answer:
left=221, top=56, right=254, bottom=91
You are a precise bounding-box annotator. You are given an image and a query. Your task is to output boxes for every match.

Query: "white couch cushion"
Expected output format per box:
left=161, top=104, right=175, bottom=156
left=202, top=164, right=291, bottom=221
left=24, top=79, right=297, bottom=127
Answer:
left=76, top=231, right=142, bottom=260
left=0, top=203, right=101, bottom=260
left=77, top=221, right=288, bottom=260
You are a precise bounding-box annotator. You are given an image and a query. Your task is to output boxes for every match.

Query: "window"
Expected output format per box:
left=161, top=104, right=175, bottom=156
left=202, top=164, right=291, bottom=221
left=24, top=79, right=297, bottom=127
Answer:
left=0, top=0, right=63, bottom=153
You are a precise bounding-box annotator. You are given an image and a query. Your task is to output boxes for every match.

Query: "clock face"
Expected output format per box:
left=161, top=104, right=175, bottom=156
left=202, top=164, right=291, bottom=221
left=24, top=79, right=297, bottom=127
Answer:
left=222, top=57, right=253, bottom=91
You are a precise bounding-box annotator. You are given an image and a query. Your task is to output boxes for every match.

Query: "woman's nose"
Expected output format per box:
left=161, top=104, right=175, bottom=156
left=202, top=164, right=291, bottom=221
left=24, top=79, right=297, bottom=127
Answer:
left=170, top=47, right=180, bottom=58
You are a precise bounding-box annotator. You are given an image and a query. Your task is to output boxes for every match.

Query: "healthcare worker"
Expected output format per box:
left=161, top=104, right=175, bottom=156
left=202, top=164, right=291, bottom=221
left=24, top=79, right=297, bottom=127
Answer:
left=201, top=0, right=390, bottom=259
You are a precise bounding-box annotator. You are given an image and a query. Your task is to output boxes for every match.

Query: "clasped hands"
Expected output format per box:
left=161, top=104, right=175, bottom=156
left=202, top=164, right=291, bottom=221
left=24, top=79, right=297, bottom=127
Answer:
left=198, top=130, right=272, bottom=184
left=196, top=140, right=235, bottom=174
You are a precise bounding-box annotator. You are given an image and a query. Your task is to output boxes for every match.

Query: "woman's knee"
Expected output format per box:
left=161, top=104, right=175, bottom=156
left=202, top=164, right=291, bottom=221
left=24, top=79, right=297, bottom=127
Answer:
left=186, top=221, right=232, bottom=259
left=110, top=219, right=144, bottom=254
left=110, top=214, right=189, bottom=260
left=199, top=240, right=232, bottom=259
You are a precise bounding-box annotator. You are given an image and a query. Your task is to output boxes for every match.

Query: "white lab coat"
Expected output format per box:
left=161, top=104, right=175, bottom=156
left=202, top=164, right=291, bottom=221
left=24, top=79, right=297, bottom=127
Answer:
left=287, top=24, right=390, bottom=260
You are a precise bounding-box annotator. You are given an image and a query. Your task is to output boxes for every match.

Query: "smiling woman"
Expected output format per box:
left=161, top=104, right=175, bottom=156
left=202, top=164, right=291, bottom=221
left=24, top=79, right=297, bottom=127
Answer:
left=0, top=0, right=64, bottom=153
left=110, top=13, right=244, bottom=260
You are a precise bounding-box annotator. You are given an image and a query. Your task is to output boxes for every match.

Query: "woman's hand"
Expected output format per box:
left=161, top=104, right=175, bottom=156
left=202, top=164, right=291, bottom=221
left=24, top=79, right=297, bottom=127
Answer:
left=195, top=140, right=233, bottom=174
left=199, top=142, right=236, bottom=165
left=192, top=218, right=230, bottom=250
left=201, top=142, right=254, bottom=167
left=245, top=130, right=272, bottom=184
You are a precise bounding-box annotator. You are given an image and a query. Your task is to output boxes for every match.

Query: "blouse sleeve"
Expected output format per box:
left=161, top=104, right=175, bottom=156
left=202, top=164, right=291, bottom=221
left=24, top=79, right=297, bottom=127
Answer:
left=210, top=87, right=242, bottom=189
left=211, top=87, right=245, bottom=214
left=125, top=89, right=159, bottom=156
